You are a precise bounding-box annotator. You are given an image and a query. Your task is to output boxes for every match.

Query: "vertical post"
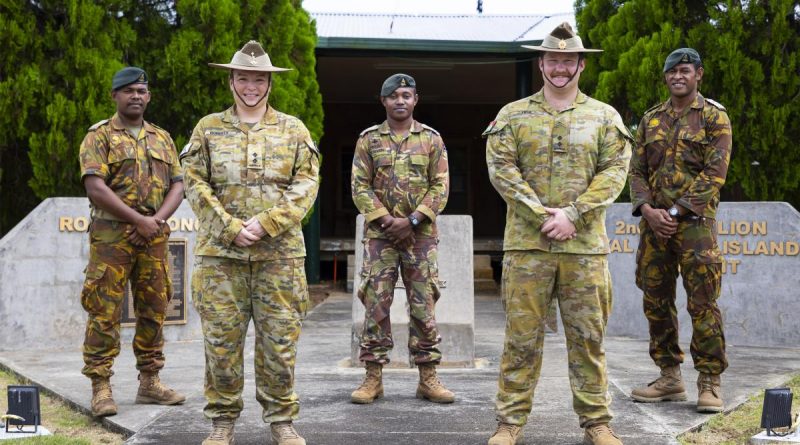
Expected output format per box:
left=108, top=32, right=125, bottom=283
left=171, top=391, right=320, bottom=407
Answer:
left=303, top=195, right=321, bottom=284
left=515, top=56, right=533, bottom=99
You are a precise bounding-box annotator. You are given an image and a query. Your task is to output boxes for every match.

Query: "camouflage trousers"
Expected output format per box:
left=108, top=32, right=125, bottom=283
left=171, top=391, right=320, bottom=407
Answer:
left=636, top=217, right=727, bottom=374
left=81, top=219, right=172, bottom=379
left=357, top=237, right=442, bottom=365
left=496, top=251, right=613, bottom=428
left=191, top=256, right=308, bottom=423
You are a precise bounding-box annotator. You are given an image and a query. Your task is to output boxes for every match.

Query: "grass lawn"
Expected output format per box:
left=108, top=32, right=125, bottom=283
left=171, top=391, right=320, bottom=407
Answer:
left=0, top=369, right=124, bottom=445
left=679, top=373, right=800, bottom=445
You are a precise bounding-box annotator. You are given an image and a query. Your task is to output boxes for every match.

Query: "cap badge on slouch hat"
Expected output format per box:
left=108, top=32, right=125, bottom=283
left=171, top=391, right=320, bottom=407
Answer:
left=208, top=40, right=291, bottom=73
left=521, top=22, right=602, bottom=53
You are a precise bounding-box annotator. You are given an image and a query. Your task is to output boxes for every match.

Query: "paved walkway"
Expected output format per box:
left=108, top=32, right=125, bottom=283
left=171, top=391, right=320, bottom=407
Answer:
left=1, top=292, right=798, bottom=445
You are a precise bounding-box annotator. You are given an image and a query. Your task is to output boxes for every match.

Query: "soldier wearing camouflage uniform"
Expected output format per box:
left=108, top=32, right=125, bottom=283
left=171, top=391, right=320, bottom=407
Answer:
left=484, top=23, right=631, bottom=445
left=350, top=73, right=454, bottom=405
left=181, top=41, right=319, bottom=445
left=629, top=48, right=731, bottom=414
left=79, top=67, right=186, bottom=418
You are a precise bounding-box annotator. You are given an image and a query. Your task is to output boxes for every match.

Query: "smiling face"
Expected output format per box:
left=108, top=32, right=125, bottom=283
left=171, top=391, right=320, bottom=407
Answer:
left=381, top=87, right=418, bottom=122
left=665, top=63, right=703, bottom=99
left=539, top=52, right=585, bottom=89
left=111, top=83, right=150, bottom=121
left=229, top=69, right=271, bottom=109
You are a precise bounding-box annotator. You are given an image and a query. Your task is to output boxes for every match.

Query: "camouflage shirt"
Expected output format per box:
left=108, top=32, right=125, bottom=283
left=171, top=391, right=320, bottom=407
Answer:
left=352, top=120, right=449, bottom=239
left=630, top=94, right=732, bottom=218
left=484, top=90, right=632, bottom=254
left=79, top=113, right=182, bottom=219
left=180, top=106, right=320, bottom=260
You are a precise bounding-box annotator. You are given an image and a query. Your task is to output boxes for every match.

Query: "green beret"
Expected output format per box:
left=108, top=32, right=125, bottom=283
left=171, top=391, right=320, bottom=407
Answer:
left=380, top=73, right=416, bottom=96
left=112, top=67, right=148, bottom=91
left=663, top=48, right=702, bottom=73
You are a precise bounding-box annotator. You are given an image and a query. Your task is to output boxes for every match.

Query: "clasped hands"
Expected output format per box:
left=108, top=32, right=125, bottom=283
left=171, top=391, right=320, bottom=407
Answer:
left=641, top=204, right=678, bottom=241
left=378, top=215, right=416, bottom=249
left=233, top=216, right=269, bottom=247
left=125, top=215, right=167, bottom=246
left=540, top=207, right=577, bottom=241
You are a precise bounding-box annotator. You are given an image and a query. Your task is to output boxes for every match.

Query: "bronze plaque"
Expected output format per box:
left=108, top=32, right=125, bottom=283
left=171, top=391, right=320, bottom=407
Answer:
left=121, top=238, right=188, bottom=327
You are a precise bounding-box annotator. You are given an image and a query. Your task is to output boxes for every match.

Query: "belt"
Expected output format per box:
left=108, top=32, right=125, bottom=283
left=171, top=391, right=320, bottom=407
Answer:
left=91, top=208, right=155, bottom=222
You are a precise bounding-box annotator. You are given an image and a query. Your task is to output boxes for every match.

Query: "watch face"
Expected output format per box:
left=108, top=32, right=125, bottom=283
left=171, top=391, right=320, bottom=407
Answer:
left=669, top=207, right=678, bottom=216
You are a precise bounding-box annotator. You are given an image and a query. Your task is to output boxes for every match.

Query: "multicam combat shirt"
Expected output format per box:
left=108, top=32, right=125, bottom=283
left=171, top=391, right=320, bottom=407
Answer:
left=180, top=106, right=320, bottom=261
left=484, top=90, right=632, bottom=254
left=630, top=94, right=732, bottom=218
left=351, top=120, right=449, bottom=239
left=79, top=113, right=182, bottom=219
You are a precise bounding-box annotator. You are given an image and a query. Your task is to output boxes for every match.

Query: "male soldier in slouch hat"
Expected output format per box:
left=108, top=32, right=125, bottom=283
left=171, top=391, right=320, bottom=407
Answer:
left=629, top=48, right=731, bottom=414
left=79, top=66, right=186, bottom=417
left=484, top=23, right=631, bottom=445
left=181, top=41, right=319, bottom=445
left=350, top=73, right=454, bottom=405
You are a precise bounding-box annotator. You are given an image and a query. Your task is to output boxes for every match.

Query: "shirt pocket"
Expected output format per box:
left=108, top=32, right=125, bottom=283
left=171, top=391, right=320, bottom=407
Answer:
left=409, top=154, right=429, bottom=187
left=147, top=139, right=176, bottom=195
left=677, top=128, right=708, bottom=172
left=644, top=131, right=668, bottom=172
left=371, top=149, right=393, bottom=188
left=263, top=135, right=295, bottom=185
left=208, top=136, right=242, bottom=184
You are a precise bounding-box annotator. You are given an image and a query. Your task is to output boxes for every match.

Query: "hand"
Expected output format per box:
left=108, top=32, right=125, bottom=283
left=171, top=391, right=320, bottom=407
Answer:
left=383, top=216, right=414, bottom=244
left=540, top=207, right=577, bottom=241
left=642, top=205, right=678, bottom=240
left=244, top=217, right=267, bottom=239
left=134, top=215, right=161, bottom=241
left=233, top=227, right=260, bottom=247
left=125, top=227, right=148, bottom=246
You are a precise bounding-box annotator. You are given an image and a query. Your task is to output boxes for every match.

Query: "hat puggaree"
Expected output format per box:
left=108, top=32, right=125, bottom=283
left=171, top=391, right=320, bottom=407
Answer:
left=209, top=40, right=291, bottom=73
left=521, top=22, right=602, bottom=53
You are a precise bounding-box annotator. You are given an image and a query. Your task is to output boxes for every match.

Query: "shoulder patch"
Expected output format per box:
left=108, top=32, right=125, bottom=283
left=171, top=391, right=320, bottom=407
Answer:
left=482, top=120, right=508, bottom=137
left=420, top=123, right=440, bottom=136
left=88, top=119, right=109, bottom=131
left=705, top=98, right=726, bottom=111
left=359, top=124, right=380, bottom=137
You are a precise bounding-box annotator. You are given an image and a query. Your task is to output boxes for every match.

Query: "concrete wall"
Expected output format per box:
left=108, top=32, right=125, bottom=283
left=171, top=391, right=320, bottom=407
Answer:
left=0, top=198, right=203, bottom=351
left=350, top=215, right=475, bottom=367
left=604, top=202, right=800, bottom=348
left=0, top=199, right=798, bottom=353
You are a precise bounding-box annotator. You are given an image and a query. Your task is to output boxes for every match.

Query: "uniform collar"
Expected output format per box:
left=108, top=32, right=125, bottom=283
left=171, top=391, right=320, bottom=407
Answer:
left=222, top=105, right=279, bottom=126
left=110, top=113, right=155, bottom=134
left=377, top=119, right=422, bottom=135
left=661, top=93, right=705, bottom=113
left=529, top=89, right=588, bottom=108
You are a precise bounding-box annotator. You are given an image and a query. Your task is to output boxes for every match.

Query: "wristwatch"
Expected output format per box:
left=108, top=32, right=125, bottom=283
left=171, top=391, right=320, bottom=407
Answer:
left=408, top=214, right=420, bottom=228
left=668, top=206, right=680, bottom=218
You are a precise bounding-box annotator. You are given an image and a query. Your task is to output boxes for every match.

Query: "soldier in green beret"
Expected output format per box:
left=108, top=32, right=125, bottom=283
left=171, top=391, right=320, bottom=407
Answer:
left=78, top=66, right=186, bottom=417
left=350, top=73, right=454, bottom=406
left=629, top=48, right=731, bottom=414
left=483, top=22, right=631, bottom=445
left=181, top=41, right=319, bottom=445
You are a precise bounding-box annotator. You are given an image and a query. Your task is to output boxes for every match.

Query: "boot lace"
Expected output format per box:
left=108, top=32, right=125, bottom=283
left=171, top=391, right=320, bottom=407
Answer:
left=273, top=422, right=300, bottom=439
left=208, top=419, right=234, bottom=440
left=494, top=423, right=520, bottom=438
left=93, top=382, right=113, bottom=401
left=587, top=424, right=616, bottom=438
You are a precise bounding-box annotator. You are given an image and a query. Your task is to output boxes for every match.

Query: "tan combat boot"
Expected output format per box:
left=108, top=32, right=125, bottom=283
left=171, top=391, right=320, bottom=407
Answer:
left=135, top=371, right=186, bottom=405
left=696, top=373, right=724, bottom=413
left=488, top=422, right=523, bottom=445
left=270, top=421, right=306, bottom=445
left=583, top=423, right=622, bottom=445
left=630, top=365, right=687, bottom=402
left=203, top=417, right=235, bottom=445
left=351, top=361, right=384, bottom=404
left=416, top=363, right=455, bottom=403
left=90, top=377, right=117, bottom=417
